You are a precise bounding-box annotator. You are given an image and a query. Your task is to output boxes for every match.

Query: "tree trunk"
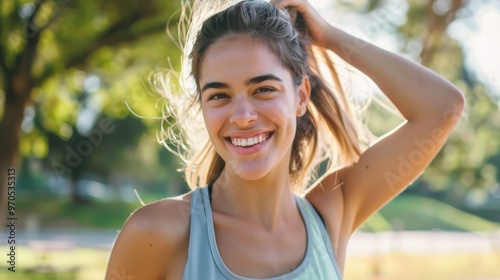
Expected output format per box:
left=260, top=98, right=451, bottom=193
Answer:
left=421, top=0, right=467, bottom=66
left=0, top=85, right=28, bottom=236
left=0, top=7, right=42, bottom=230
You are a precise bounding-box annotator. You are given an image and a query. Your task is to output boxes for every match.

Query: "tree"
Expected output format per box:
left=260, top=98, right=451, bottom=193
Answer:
left=0, top=0, right=181, bottom=225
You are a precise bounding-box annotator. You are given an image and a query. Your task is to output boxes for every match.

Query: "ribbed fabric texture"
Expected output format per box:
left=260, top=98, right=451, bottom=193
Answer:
left=182, top=186, right=342, bottom=280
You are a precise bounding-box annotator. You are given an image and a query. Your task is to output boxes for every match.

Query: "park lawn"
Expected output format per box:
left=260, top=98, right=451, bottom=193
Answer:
left=361, top=194, right=499, bottom=232
left=14, top=193, right=143, bottom=229
left=380, top=195, right=499, bottom=231
left=1, top=245, right=499, bottom=279
left=0, top=245, right=108, bottom=280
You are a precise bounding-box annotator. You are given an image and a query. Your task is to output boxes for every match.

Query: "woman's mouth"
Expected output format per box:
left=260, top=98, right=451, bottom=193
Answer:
left=227, top=132, right=273, bottom=148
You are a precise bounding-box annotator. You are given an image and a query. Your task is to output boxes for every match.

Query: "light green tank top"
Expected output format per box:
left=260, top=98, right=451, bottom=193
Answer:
left=182, top=186, right=342, bottom=279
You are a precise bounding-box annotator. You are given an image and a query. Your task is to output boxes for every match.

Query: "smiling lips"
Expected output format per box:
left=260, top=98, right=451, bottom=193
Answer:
left=228, top=132, right=271, bottom=147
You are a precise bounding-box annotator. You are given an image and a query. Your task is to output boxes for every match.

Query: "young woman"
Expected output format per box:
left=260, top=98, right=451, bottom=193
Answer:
left=106, top=0, right=464, bottom=279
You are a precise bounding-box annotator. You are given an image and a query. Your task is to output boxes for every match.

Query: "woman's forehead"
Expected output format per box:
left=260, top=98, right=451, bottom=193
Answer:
left=199, top=36, right=292, bottom=85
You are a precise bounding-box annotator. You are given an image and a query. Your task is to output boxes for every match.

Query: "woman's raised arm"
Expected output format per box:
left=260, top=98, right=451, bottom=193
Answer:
left=273, top=0, right=465, bottom=234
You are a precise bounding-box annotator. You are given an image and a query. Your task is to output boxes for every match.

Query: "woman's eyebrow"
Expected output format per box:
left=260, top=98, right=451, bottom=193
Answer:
left=245, top=74, right=283, bottom=86
left=201, top=74, right=283, bottom=94
left=201, top=82, right=228, bottom=93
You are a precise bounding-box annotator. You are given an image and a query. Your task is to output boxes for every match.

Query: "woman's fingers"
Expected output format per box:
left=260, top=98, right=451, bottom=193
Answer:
left=271, top=0, right=309, bottom=13
left=271, top=0, right=332, bottom=48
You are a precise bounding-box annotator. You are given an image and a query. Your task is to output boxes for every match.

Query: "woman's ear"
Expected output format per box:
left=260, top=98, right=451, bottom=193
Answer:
left=297, top=76, right=311, bottom=116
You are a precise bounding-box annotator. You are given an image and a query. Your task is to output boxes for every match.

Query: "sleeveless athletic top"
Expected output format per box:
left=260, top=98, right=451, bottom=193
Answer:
left=182, top=186, right=342, bottom=280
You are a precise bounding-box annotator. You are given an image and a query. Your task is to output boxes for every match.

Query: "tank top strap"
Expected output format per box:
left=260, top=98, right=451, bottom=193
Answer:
left=183, top=186, right=222, bottom=278
left=294, top=196, right=342, bottom=279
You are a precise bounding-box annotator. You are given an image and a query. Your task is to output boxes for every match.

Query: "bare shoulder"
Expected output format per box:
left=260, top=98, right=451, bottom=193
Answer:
left=105, top=191, right=193, bottom=280
left=132, top=192, right=193, bottom=239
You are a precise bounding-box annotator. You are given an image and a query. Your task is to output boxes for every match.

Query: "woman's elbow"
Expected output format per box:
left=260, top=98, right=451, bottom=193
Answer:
left=442, top=88, right=465, bottom=125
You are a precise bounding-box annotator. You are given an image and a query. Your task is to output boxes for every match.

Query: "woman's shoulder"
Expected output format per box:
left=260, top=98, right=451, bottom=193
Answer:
left=106, top=191, right=194, bottom=279
left=126, top=191, right=194, bottom=242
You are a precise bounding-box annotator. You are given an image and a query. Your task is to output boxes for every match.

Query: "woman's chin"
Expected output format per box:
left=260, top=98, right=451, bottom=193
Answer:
left=233, top=169, right=268, bottom=182
left=224, top=164, right=271, bottom=182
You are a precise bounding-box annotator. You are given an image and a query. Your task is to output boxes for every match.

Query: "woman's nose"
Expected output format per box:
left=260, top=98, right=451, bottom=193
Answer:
left=229, top=96, right=258, bottom=126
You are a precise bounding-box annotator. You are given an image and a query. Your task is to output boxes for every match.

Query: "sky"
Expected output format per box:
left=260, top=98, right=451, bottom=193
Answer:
left=449, top=2, right=500, bottom=101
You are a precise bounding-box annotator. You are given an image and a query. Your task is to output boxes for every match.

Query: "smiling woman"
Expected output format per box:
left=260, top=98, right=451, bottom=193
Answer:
left=105, top=0, right=464, bottom=279
left=200, top=37, right=312, bottom=184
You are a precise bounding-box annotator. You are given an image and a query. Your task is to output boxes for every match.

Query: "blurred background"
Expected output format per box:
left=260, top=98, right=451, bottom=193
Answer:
left=0, top=0, right=499, bottom=279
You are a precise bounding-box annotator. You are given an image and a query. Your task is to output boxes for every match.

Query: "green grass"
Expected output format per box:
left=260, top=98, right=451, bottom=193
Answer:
left=15, top=194, right=142, bottom=229
left=0, top=246, right=108, bottom=280
left=360, top=194, right=500, bottom=232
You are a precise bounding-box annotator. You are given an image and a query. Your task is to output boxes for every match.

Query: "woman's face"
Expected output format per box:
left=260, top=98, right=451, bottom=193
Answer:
left=199, top=36, right=309, bottom=182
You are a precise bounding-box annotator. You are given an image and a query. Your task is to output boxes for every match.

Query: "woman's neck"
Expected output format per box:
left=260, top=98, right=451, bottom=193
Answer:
left=211, top=170, right=298, bottom=231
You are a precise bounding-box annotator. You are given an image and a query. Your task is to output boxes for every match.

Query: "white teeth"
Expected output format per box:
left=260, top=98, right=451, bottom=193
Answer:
left=230, top=134, right=270, bottom=147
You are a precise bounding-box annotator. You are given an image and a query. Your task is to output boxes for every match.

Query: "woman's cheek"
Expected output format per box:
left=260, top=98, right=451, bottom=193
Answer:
left=203, top=108, right=226, bottom=135
left=261, top=100, right=295, bottom=125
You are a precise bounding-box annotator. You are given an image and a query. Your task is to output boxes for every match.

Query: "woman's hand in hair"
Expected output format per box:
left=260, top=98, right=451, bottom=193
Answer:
left=271, top=0, right=333, bottom=48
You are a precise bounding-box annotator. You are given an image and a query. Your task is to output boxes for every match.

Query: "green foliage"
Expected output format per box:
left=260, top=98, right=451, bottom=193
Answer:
left=1, top=0, right=188, bottom=199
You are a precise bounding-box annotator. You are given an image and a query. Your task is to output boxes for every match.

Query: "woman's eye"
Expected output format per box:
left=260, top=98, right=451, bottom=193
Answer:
left=208, top=93, right=229, bottom=101
left=255, top=87, right=276, bottom=94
